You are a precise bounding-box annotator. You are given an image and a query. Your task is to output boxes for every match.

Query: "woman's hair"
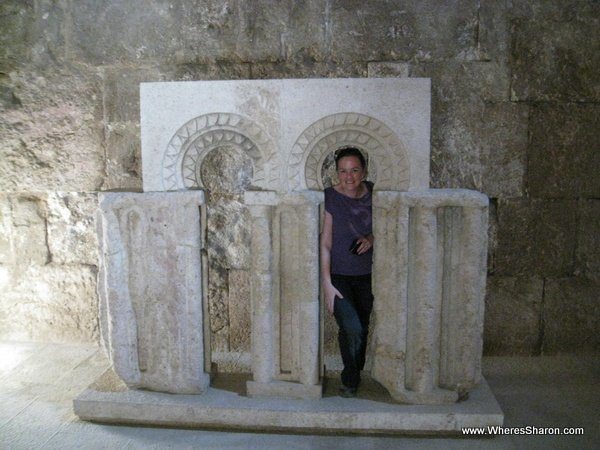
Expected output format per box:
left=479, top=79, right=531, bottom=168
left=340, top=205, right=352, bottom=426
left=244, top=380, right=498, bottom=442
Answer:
left=334, top=147, right=367, bottom=169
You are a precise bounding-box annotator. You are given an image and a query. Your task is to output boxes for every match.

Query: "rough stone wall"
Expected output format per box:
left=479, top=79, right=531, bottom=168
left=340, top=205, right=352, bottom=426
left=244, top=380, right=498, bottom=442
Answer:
left=0, top=1, right=597, bottom=355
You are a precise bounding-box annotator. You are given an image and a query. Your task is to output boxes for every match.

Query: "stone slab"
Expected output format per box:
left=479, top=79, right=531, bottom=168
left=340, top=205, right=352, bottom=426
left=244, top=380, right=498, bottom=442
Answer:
left=141, top=78, right=431, bottom=193
left=74, top=369, right=503, bottom=435
left=247, top=380, right=322, bottom=401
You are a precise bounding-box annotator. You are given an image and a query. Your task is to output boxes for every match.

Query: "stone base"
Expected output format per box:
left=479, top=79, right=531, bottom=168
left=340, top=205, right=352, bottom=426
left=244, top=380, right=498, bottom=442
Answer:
left=247, top=380, right=323, bottom=400
left=73, top=369, right=503, bottom=435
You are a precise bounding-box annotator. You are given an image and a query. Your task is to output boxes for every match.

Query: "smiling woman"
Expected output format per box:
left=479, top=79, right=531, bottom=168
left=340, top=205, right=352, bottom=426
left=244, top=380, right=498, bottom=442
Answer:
left=319, top=147, right=374, bottom=398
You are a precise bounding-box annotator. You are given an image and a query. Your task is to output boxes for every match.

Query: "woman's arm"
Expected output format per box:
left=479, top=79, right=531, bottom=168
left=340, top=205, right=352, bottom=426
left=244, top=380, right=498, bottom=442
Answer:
left=320, top=211, right=343, bottom=314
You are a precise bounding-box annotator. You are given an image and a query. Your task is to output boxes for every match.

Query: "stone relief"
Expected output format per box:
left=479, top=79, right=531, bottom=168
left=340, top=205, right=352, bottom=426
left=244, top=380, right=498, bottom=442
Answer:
left=161, top=112, right=277, bottom=191
left=287, top=113, right=411, bottom=192
left=94, top=79, right=491, bottom=413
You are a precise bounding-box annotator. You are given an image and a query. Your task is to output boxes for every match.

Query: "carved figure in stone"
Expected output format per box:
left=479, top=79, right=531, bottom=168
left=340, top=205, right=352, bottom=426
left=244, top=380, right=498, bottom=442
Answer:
left=320, top=147, right=375, bottom=398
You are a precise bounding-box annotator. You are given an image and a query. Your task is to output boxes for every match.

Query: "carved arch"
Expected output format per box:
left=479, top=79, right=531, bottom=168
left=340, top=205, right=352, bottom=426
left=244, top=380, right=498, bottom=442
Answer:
left=287, top=113, right=410, bottom=191
left=161, top=113, right=278, bottom=191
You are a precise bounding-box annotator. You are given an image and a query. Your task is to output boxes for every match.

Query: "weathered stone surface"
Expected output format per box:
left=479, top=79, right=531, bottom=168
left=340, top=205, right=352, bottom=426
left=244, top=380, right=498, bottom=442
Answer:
left=543, top=277, right=600, bottom=353
left=510, top=0, right=600, bottom=102
left=244, top=192, right=322, bottom=397
left=8, top=194, right=49, bottom=267
left=329, top=0, right=480, bottom=62
left=483, top=276, right=543, bottom=355
left=70, top=1, right=180, bottom=65
left=487, top=199, right=498, bottom=273
left=495, top=199, right=577, bottom=277
left=0, top=68, right=104, bottom=191
left=47, top=192, right=98, bottom=265
left=372, top=190, right=488, bottom=404
left=250, top=61, right=367, bottom=79
left=204, top=194, right=250, bottom=344
left=228, top=270, right=251, bottom=353
left=96, top=191, right=209, bottom=394
left=75, top=368, right=504, bottom=434
left=479, top=102, right=528, bottom=198
left=478, top=0, right=511, bottom=62
left=0, top=1, right=34, bottom=70
left=410, top=62, right=511, bottom=191
left=528, top=104, right=600, bottom=198
left=103, top=67, right=166, bottom=124
left=180, top=0, right=329, bottom=64
left=367, top=61, right=410, bottom=78
left=576, top=200, right=600, bottom=283
left=103, top=122, right=142, bottom=191
left=0, top=264, right=98, bottom=342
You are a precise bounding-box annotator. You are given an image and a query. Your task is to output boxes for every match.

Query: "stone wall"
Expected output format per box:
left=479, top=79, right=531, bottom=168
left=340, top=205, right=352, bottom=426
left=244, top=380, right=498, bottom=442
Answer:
left=1, top=1, right=597, bottom=355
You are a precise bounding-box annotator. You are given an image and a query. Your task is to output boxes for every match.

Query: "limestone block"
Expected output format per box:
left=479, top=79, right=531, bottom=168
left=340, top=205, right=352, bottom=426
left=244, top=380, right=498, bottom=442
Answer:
left=97, top=191, right=209, bottom=394
left=0, top=196, right=12, bottom=264
left=543, top=277, right=600, bottom=353
left=205, top=194, right=250, bottom=270
left=510, top=1, right=600, bottom=102
left=10, top=195, right=49, bottom=267
left=367, top=62, right=410, bottom=78
left=371, top=189, right=488, bottom=404
left=329, top=0, right=479, bottom=62
left=478, top=0, right=511, bottom=63
left=576, top=200, right=600, bottom=282
left=495, top=199, right=577, bottom=277
left=171, top=63, right=251, bottom=82
left=487, top=199, right=498, bottom=274
left=0, top=264, right=98, bottom=342
left=479, top=103, right=528, bottom=198
left=47, top=192, right=98, bottom=265
left=141, top=78, right=431, bottom=193
left=179, top=0, right=328, bottom=64
left=0, top=68, right=104, bottom=191
left=250, top=61, right=367, bottom=79
left=245, top=191, right=323, bottom=398
left=483, top=276, right=544, bottom=355
left=103, top=121, right=142, bottom=191
left=228, top=270, right=251, bottom=353
left=528, top=104, right=600, bottom=198
left=0, top=1, right=34, bottom=69
left=103, top=67, right=166, bottom=124
left=70, top=0, right=181, bottom=65
left=410, top=62, right=511, bottom=191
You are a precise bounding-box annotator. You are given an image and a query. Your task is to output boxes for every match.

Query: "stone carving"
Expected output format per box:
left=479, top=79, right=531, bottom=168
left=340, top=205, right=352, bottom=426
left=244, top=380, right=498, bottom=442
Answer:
left=97, top=191, right=209, bottom=394
left=371, top=189, right=488, bottom=404
left=244, top=190, right=323, bottom=399
left=161, top=113, right=278, bottom=191
left=287, top=113, right=411, bottom=191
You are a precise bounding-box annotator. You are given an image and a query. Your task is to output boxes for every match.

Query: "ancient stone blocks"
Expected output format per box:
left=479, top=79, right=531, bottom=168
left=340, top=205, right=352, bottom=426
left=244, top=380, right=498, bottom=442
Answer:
left=96, top=191, right=209, bottom=394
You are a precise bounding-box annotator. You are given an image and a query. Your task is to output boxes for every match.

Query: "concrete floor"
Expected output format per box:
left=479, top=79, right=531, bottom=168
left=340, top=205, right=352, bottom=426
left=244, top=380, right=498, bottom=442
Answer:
left=0, top=342, right=597, bottom=449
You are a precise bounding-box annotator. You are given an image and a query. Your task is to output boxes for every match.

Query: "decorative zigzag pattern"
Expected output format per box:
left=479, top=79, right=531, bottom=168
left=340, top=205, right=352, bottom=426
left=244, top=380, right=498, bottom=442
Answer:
left=287, top=113, right=410, bottom=191
left=161, top=113, right=276, bottom=191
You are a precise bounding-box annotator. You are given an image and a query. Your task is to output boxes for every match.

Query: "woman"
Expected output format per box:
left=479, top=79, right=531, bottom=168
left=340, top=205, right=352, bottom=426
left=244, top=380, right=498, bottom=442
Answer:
left=320, top=147, right=374, bottom=398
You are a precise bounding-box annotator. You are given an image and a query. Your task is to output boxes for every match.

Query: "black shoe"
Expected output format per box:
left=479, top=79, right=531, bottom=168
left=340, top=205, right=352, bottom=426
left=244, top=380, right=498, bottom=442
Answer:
left=339, top=386, right=357, bottom=398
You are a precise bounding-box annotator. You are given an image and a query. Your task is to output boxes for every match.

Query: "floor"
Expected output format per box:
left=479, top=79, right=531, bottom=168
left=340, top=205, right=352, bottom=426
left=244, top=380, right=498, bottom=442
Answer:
left=0, top=342, right=597, bottom=449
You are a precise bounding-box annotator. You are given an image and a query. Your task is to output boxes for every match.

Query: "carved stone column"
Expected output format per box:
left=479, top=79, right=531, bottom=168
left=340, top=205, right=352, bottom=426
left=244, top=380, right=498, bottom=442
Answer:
left=371, top=189, right=488, bottom=404
left=245, top=190, right=323, bottom=399
left=97, top=191, right=210, bottom=394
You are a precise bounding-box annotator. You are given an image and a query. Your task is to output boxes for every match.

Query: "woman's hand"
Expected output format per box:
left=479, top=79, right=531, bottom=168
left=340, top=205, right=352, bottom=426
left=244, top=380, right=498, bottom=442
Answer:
left=356, top=234, right=374, bottom=255
left=323, top=282, right=343, bottom=314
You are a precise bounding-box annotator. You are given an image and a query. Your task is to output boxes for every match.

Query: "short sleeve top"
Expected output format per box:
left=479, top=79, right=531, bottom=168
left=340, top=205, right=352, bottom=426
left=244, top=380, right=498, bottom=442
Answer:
left=324, top=181, right=373, bottom=276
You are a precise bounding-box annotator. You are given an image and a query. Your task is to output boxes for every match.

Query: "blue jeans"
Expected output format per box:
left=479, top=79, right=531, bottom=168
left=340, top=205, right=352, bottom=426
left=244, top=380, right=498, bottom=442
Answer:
left=332, top=273, right=374, bottom=389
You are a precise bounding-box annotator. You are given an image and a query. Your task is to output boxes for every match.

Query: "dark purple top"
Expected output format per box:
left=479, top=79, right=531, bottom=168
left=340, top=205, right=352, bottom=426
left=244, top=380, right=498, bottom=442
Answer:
left=324, top=181, right=373, bottom=276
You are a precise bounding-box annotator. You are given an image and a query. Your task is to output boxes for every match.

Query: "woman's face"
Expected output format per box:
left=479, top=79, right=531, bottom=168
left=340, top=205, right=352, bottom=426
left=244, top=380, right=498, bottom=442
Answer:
left=336, top=155, right=365, bottom=195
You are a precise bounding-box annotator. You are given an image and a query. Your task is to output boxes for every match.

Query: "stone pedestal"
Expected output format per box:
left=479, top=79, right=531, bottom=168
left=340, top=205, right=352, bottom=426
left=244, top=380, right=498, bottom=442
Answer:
left=371, top=189, right=488, bottom=404
left=245, top=190, right=323, bottom=400
left=96, top=191, right=210, bottom=394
